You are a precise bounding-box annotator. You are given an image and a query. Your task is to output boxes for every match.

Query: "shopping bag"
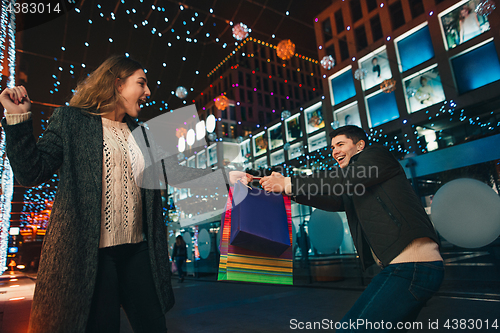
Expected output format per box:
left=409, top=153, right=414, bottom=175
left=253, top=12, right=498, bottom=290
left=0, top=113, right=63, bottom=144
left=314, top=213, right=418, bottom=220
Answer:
left=171, top=261, right=177, bottom=274
left=218, top=184, right=293, bottom=285
left=229, top=182, right=291, bottom=257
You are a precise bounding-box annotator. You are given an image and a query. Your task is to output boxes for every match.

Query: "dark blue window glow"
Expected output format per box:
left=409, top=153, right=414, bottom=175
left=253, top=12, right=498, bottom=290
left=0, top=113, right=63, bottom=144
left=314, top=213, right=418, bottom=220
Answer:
left=397, top=25, right=434, bottom=72
left=366, top=91, right=399, bottom=127
left=451, top=42, right=500, bottom=94
left=330, top=69, right=356, bottom=105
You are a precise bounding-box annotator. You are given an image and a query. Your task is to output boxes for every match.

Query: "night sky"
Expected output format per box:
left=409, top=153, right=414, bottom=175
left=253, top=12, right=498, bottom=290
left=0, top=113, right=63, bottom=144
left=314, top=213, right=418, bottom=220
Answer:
left=16, top=0, right=332, bottom=120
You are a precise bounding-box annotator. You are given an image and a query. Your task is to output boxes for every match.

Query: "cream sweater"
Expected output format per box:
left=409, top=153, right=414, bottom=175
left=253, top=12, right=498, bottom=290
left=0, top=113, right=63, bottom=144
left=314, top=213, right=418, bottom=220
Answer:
left=100, top=117, right=145, bottom=248
left=5, top=112, right=146, bottom=248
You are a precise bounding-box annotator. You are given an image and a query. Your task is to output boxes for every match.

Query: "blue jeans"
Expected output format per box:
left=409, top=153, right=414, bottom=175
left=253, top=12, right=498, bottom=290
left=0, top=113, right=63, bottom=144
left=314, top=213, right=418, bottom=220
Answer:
left=175, top=256, right=186, bottom=279
left=338, top=261, right=444, bottom=332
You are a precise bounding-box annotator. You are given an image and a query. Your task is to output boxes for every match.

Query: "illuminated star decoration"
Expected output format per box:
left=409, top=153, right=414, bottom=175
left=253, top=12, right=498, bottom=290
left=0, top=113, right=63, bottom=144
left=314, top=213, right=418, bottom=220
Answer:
left=175, top=86, right=188, bottom=99
left=232, top=22, right=249, bottom=41
left=475, top=0, right=496, bottom=16
left=406, top=87, right=417, bottom=97
left=215, top=95, right=229, bottom=110
left=381, top=79, right=397, bottom=93
left=276, top=39, right=295, bottom=60
left=320, top=55, right=335, bottom=70
left=354, top=68, right=368, bottom=81
left=281, top=110, right=291, bottom=119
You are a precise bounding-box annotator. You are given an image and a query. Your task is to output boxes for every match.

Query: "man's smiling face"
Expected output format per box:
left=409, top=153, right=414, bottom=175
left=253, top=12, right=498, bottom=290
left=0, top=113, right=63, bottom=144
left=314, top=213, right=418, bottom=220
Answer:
left=331, top=134, right=365, bottom=168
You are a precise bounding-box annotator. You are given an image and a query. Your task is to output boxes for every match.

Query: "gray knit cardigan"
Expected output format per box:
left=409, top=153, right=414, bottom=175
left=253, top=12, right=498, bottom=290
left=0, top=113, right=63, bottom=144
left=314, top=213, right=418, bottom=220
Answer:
left=1, top=106, right=215, bottom=333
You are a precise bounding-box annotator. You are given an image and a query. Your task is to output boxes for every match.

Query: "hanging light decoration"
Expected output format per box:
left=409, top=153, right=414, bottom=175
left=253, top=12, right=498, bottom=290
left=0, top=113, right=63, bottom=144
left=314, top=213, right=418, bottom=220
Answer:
left=354, top=68, right=368, bottom=81
left=176, top=127, right=187, bottom=138
left=380, top=79, right=397, bottom=93
left=406, top=87, right=417, bottom=97
left=476, top=0, right=496, bottom=16
left=283, top=143, right=291, bottom=151
left=281, top=110, right=291, bottom=119
left=276, top=39, right=295, bottom=61
left=207, top=132, right=217, bottom=141
left=215, top=95, right=229, bottom=110
left=177, top=153, right=185, bottom=161
left=236, top=136, right=244, bottom=143
left=175, top=86, right=188, bottom=99
left=232, top=22, right=249, bottom=41
left=320, top=55, right=335, bottom=70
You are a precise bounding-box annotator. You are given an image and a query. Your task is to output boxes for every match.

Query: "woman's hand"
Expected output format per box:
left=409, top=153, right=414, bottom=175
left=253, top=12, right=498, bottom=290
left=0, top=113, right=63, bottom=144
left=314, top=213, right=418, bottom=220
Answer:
left=229, top=171, right=254, bottom=185
left=260, top=172, right=287, bottom=193
left=0, top=86, right=31, bottom=115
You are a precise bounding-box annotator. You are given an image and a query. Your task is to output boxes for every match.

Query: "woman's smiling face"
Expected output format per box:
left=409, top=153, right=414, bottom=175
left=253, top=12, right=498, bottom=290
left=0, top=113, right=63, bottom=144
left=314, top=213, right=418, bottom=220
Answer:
left=116, top=68, right=150, bottom=118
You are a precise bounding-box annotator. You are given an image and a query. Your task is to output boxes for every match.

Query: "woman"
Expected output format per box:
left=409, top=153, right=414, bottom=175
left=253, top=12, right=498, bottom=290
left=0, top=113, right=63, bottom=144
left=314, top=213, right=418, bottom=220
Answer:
left=0, top=55, right=246, bottom=333
left=172, top=235, right=187, bottom=282
left=459, top=5, right=481, bottom=44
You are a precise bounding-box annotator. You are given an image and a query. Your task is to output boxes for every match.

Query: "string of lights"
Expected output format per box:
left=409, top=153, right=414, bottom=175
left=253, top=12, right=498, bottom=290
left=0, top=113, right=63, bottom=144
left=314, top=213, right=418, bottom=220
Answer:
left=0, top=0, right=16, bottom=274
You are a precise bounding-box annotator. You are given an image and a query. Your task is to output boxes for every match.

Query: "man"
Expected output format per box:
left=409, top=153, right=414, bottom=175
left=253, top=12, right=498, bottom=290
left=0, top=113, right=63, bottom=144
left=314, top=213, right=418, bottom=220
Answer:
left=257, top=125, right=444, bottom=332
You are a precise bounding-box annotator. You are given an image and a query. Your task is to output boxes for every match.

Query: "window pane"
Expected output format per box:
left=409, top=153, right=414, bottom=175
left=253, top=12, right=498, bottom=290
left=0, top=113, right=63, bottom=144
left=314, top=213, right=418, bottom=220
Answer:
left=241, top=106, right=247, bottom=121
left=246, top=73, right=252, bottom=87
left=403, top=67, right=446, bottom=113
left=409, top=0, right=424, bottom=18
left=366, top=91, right=400, bottom=127
left=330, top=69, right=356, bottom=105
left=370, top=15, right=383, bottom=42
left=397, top=25, right=434, bottom=72
left=440, top=1, right=491, bottom=50
left=326, top=45, right=337, bottom=63
left=247, top=90, right=253, bottom=103
left=230, top=106, right=236, bottom=120
left=339, top=37, right=349, bottom=61
left=350, top=0, right=363, bottom=23
left=334, top=9, right=344, bottom=34
left=355, top=25, right=368, bottom=51
left=322, top=18, right=333, bottom=42
left=390, top=1, right=405, bottom=30
left=451, top=42, right=500, bottom=94
left=265, top=94, right=271, bottom=107
left=367, top=0, right=378, bottom=12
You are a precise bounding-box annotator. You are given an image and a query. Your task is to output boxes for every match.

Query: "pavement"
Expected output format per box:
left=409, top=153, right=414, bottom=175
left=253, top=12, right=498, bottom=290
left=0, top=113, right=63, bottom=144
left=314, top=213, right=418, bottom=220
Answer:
left=2, top=270, right=499, bottom=333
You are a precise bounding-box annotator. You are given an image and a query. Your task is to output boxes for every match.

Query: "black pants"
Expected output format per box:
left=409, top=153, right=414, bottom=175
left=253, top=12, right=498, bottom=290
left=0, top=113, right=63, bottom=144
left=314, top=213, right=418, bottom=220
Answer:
left=86, top=241, right=167, bottom=333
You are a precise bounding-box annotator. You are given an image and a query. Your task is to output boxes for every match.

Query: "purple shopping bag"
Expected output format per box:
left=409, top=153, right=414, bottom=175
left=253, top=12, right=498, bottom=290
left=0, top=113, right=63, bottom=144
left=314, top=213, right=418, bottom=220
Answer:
left=229, top=182, right=291, bottom=257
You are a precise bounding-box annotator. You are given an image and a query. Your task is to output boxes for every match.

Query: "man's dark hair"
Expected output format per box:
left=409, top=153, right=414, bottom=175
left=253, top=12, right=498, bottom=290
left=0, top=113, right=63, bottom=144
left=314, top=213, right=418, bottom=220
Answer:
left=329, top=125, right=368, bottom=144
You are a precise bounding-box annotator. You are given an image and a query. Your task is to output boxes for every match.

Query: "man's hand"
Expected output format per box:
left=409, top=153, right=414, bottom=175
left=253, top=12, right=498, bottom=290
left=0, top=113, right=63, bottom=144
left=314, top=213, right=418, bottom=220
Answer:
left=260, top=172, right=288, bottom=193
left=0, top=86, right=31, bottom=115
left=229, top=171, right=253, bottom=185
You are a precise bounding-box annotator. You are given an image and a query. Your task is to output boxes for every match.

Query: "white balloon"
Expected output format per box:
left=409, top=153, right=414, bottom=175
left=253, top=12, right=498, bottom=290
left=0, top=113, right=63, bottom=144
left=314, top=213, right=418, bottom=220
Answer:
left=206, top=114, right=216, bottom=133
left=198, top=229, right=211, bottom=259
left=196, top=120, right=206, bottom=141
left=183, top=233, right=192, bottom=259
left=308, top=209, right=344, bottom=254
left=431, top=178, right=500, bottom=248
left=186, top=129, right=196, bottom=146
left=178, top=136, right=186, bottom=152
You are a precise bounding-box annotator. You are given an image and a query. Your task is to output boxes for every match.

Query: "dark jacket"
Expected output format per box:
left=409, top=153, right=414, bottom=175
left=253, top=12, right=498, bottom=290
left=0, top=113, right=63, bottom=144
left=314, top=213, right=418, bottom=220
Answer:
left=290, top=144, right=439, bottom=270
left=1, top=106, right=215, bottom=333
left=172, top=242, right=187, bottom=257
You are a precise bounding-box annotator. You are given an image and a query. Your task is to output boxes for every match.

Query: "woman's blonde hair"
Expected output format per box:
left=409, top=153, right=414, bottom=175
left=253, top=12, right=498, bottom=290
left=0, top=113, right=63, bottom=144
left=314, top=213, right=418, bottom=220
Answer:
left=69, top=55, right=144, bottom=114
